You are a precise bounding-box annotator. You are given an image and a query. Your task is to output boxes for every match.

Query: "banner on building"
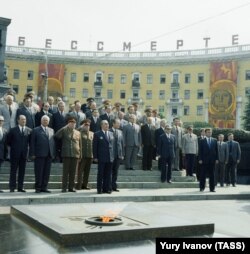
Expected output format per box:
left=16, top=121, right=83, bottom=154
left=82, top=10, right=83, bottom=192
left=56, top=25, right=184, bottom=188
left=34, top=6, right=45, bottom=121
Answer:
left=38, top=63, right=65, bottom=99
left=209, top=61, right=237, bottom=128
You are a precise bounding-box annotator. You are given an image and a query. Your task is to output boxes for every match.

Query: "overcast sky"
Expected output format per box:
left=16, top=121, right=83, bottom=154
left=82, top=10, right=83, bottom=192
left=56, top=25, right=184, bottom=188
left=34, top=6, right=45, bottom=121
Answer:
left=1, top=0, right=250, bottom=52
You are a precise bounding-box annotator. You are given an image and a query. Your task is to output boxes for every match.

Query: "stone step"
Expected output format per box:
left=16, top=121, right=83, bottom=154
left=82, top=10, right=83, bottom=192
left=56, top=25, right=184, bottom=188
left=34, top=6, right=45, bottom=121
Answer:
left=0, top=181, right=199, bottom=190
left=0, top=174, right=196, bottom=182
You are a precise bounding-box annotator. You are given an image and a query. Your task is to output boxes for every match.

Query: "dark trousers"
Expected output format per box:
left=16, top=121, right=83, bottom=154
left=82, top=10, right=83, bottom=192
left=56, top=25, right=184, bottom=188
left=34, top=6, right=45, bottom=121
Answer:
left=142, top=145, right=153, bottom=170
left=34, top=156, right=52, bottom=191
left=76, top=158, right=92, bottom=189
left=199, top=163, right=215, bottom=191
left=161, top=157, right=172, bottom=182
left=62, top=157, right=78, bottom=191
left=97, top=162, right=112, bottom=192
left=226, top=159, right=237, bottom=185
left=158, top=157, right=162, bottom=171
left=111, top=157, right=121, bottom=190
left=9, top=156, right=26, bottom=190
left=215, top=162, right=226, bottom=186
left=185, top=154, right=196, bottom=176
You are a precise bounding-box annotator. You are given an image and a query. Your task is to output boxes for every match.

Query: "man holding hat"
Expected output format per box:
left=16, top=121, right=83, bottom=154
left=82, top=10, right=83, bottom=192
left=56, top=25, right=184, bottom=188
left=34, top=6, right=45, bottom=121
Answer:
left=158, top=124, right=176, bottom=183
left=54, top=117, right=81, bottom=192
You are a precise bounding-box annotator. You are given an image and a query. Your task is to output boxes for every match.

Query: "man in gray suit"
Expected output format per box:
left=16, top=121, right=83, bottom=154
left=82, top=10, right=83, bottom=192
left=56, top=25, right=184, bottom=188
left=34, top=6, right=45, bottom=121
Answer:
left=226, top=133, right=241, bottom=187
left=110, top=118, right=124, bottom=191
left=215, top=134, right=229, bottom=187
left=182, top=126, right=198, bottom=177
left=67, top=101, right=86, bottom=129
left=171, top=117, right=183, bottom=171
left=30, top=115, right=55, bottom=193
left=122, top=114, right=141, bottom=170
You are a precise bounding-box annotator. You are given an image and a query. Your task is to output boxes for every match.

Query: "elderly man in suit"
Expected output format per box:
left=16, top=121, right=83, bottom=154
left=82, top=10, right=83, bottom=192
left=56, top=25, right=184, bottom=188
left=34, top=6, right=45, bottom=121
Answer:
left=48, top=96, right=58, bottom=114
left=226, top=133, right=241, bottom=187
left=35, top=102, right=53, bottom=127
left=122, top=114, right=141, bottom=170
left=215, top=134, right=229, bottom=187
left=158, top=124, right=176, bottom=183
left=30, top=115, right=55, bottom=193
left=0, top=116, right=8, bottom=192
left=52, top=101, right=67, bottom=162
left=110, top=118, right=124, bottom=192
left=0, top=94, right=18, bottom=131
left=99, top=105, right=114, bottom=126
left=67, top=101, right=86, bottom=129
left=7, top=115, right=32, bottom=192
left=198, top=128, right=218, bottom=192
left=93, top=120, right=114, bottom=194
left=76, top=119, right=94, bottom=190
left=155, top=119, right=167, bottom=171
left=182, top=126, right=198, bottom=177
left=16, top=97, right=36, bottom=129
left=141, top=117, right=156, bottom=171
left=54, top=117, right=81, bottom=192
left=89, top=109, right=101, bottom=133
left=171, top=117, right=183, bottom=171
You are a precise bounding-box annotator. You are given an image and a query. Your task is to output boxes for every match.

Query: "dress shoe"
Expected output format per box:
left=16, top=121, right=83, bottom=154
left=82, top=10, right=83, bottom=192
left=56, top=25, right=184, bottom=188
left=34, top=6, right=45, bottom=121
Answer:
left=10, top=189, right=15, bottom=192
left=41, top=189, right=51, bottom=193
left=232, top=184, right=236, bottom=187
left=35, top=190, right=41, bottom=193
left=147, top=168, right=153, bottom=171
left=200, top=188, right=204, bottom=192
left=0, top=190, right=4, bottom=193
left=68, top=189, right=76, bottom=192
left=112, top=189, right=120, bottom=192
left=18, top=189, right=26, bottom=192
left=61, top=189, right=67, bottom=193
left=126, top=168, right=131, bottom=170
left=130, top=168, right=134, bottom=170
left=167, top=180, right=172, bottom=184
left=97, top=191, right=102, bottom=194
left=82, top=187, right=91, bottom=190
left=210, top=190, right=216, bottom=192
left=103, top=191, right=112, bottom=194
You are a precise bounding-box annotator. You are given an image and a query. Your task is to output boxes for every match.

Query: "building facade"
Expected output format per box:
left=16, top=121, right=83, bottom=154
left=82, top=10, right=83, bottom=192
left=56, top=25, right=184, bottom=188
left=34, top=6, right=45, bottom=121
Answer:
left=4, top=45, right=250, bottom=128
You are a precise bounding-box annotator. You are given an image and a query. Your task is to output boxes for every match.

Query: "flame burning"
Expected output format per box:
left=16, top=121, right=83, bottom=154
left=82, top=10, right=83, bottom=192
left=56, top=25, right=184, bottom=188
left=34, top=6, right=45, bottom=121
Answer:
left=100, top=216, right=114, bottom=223
left=99, top=208, right=122, bottom=223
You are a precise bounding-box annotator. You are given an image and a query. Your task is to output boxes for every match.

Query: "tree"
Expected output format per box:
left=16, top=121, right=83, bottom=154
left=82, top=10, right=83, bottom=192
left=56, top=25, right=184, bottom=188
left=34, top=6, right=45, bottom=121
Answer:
left=242, top=95, right=250, bottom=131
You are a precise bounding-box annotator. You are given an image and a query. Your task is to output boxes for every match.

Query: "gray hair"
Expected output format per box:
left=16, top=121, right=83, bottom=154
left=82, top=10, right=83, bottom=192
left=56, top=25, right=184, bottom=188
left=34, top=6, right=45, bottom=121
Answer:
left=41, top=115, right=50, bottom=122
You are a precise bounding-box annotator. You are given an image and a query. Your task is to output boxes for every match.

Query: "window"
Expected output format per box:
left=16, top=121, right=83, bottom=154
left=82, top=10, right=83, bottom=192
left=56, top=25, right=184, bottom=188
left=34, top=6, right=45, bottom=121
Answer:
left=160, top=74, right=166, bottom=84
left=184, top=106, right=190, bottom=115
left=82, top=89, right=88, bottom=98
left=147, top=74, right=153, bottom=84
left=26, top=86, right=33, bottom=93
left=198, top=73, right=204, bottom=83
left=70, top=73, right=77, bottom=82
left=133, top=90, right=139, bottom=98
left=246, top=71, right=250, bottom=80
left=197, top=106, right=203, bottom=115
left=245, top=87, right=250, bottom=96
left=27, top=70, right=34, bottom=80
left=83, top=73, right=89, bottom=82
left=172, top=90, right=179, bottom=99
left=185, top=74, right=191, bottom=83
left=159, top=105, right=164, bottom=113
left=95, top=72, right=102, bottom=82
left=171, top=107, right=178, bottom=116
left=197, top=90, right=204, bottom=99
left=95, top=88, right=101, bottom=97
left=184, top=90, right=190, bottom=100
left=120, top=90, right=126, bottom=99
left=172, top=73, right=179, bottom=83
left=12, top=85, right=19, bottom=94
left=146, top=90, right=152, bottom=100
left=133, top=73, right=140, bottom=82
left=107, top=90, right=113, bottom=99
left=108, top=74, right=114, bottom=84
left=159, top=90, right=165, bottom=100
left=70, top=88, right=76, bottom=97
left=13, top=69, right=20, bottom=79
left=120, top=74, right=127, bottom=84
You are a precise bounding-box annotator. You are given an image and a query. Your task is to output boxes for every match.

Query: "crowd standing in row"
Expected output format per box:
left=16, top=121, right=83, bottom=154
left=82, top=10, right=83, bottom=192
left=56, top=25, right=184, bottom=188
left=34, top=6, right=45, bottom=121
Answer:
left=0, top=90, right=241, bottom=194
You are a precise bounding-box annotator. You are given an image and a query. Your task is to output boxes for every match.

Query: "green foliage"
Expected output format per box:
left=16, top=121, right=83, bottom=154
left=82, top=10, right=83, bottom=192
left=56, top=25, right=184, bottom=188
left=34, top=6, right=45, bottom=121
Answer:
left=242, top=96, right=250, bottom=131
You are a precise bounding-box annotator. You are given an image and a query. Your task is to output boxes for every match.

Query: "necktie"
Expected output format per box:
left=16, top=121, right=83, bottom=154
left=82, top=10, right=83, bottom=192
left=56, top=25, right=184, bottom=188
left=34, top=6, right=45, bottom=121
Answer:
left=229, top=141, right=232, bottom=153
left=21, top=127, right=24, bottom=135
left=0, top=128, right=3, bottom=140
left=208, top=138, right=211, bottom=147
left=105, top=131, right=108, bottom=140
left=45, top=127, right=49, bottom=137
left=190, top=134, right=192, bottom=138
left=9, top=106, right=12, bottom=117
